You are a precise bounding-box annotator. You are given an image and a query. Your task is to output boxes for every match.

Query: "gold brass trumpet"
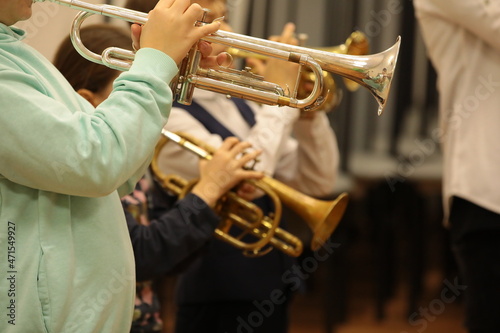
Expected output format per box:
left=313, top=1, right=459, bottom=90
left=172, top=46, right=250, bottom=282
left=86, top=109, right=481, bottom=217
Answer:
left=35, top=0, right=401, bottom=115
left=150, top=130, right=349, bottom=257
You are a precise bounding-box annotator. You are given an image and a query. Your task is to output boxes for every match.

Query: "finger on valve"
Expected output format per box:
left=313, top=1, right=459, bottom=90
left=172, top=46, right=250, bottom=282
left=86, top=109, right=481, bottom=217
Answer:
left=140, top=0, right=221, bottom=64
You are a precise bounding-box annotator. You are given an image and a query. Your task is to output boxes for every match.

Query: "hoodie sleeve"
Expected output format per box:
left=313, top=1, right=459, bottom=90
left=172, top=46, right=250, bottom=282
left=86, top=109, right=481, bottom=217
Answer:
left=0, top=47, right=178, bottom=197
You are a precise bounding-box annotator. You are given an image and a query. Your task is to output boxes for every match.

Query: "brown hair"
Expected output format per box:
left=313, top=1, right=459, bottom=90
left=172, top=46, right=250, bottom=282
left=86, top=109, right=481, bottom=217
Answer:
left=125, top=0, right=158, bottom=15
left=53, top=24, right=132, bottom=93
left=124, top=0, right=224, bottom=13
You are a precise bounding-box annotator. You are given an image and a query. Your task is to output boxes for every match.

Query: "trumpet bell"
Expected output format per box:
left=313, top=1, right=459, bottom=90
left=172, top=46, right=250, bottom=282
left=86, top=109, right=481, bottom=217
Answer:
left=309, top=192, right=349, bottom=251
left=261, top=177, right=349, bottom=251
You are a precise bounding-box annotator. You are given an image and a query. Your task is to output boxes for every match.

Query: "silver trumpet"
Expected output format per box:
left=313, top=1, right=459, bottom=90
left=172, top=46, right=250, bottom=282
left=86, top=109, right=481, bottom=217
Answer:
left=34, top=0, right=401, bottom=115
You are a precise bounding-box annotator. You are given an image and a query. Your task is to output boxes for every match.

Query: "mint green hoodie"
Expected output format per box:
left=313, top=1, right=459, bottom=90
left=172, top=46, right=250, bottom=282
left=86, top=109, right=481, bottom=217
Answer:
left=0, top=24, right=178, bottom=332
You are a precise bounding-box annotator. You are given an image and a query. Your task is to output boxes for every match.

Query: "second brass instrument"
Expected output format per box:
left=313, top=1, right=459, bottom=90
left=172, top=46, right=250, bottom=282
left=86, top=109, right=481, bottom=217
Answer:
left=35, top=0, right=401, bottom=115
left=227, top=30, right=370, bottom=112
left=150, top=130, right=349, bottom=257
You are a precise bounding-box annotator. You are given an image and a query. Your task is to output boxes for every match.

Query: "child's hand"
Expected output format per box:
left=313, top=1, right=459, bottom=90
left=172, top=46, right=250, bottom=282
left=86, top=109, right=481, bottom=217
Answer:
left=197, top=41, right=230, bottom=69
left=261, top=23, right=300, bottom=92
left=138, top=0, right=221, bottom=64
left=132, top=24, right=227, bottom=69
left=192, top=137, right=264, bottom=208
left=235, top=182, right=265, bottom=202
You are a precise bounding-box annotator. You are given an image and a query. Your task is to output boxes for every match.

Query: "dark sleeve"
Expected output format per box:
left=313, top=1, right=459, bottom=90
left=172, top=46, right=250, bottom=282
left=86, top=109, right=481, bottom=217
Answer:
left=127, top=192, right=219, bottom=281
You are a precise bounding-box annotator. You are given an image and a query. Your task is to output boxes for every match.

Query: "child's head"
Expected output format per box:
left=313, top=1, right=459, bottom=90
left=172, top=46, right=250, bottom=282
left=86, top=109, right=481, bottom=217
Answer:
left=53, top=24, right=132, bottom=106
left=0, top=0, right=34, bottom=26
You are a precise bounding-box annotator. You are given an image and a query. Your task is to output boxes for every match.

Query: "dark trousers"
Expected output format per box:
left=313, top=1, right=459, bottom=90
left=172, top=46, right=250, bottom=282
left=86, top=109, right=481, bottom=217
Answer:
left=449, top=197, right=500, bottom=333
left=175, top=300, right=290, bottom=333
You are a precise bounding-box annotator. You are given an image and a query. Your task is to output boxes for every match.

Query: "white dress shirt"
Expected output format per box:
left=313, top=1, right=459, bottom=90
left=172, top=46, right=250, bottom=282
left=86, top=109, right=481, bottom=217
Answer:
left=158, top=89, right=340, bottom=197
left=414, top=0, right=500, bottom=219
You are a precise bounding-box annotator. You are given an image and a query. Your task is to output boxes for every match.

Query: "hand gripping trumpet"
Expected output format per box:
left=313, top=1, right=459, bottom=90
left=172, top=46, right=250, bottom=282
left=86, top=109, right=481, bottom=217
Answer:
left=150, top=130, right=350, bottom=257
left=34, top=0, right=401, bottom=115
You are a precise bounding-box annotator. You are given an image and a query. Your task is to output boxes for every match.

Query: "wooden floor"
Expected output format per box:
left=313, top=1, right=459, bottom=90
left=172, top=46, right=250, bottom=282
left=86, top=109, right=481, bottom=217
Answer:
left=288, top=269, right=466, bottom=333
left=160, top=218, right=466, bottom=333
left=159, top=266, right=465, bottom=333
left=289, top=292, right=465, bottom=333
left=284, top=180, right=467, bottom=333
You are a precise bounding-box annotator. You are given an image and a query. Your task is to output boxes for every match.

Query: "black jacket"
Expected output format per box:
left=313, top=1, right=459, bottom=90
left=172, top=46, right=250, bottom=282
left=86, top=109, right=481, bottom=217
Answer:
left=126, top=192, right=219, bottom=282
